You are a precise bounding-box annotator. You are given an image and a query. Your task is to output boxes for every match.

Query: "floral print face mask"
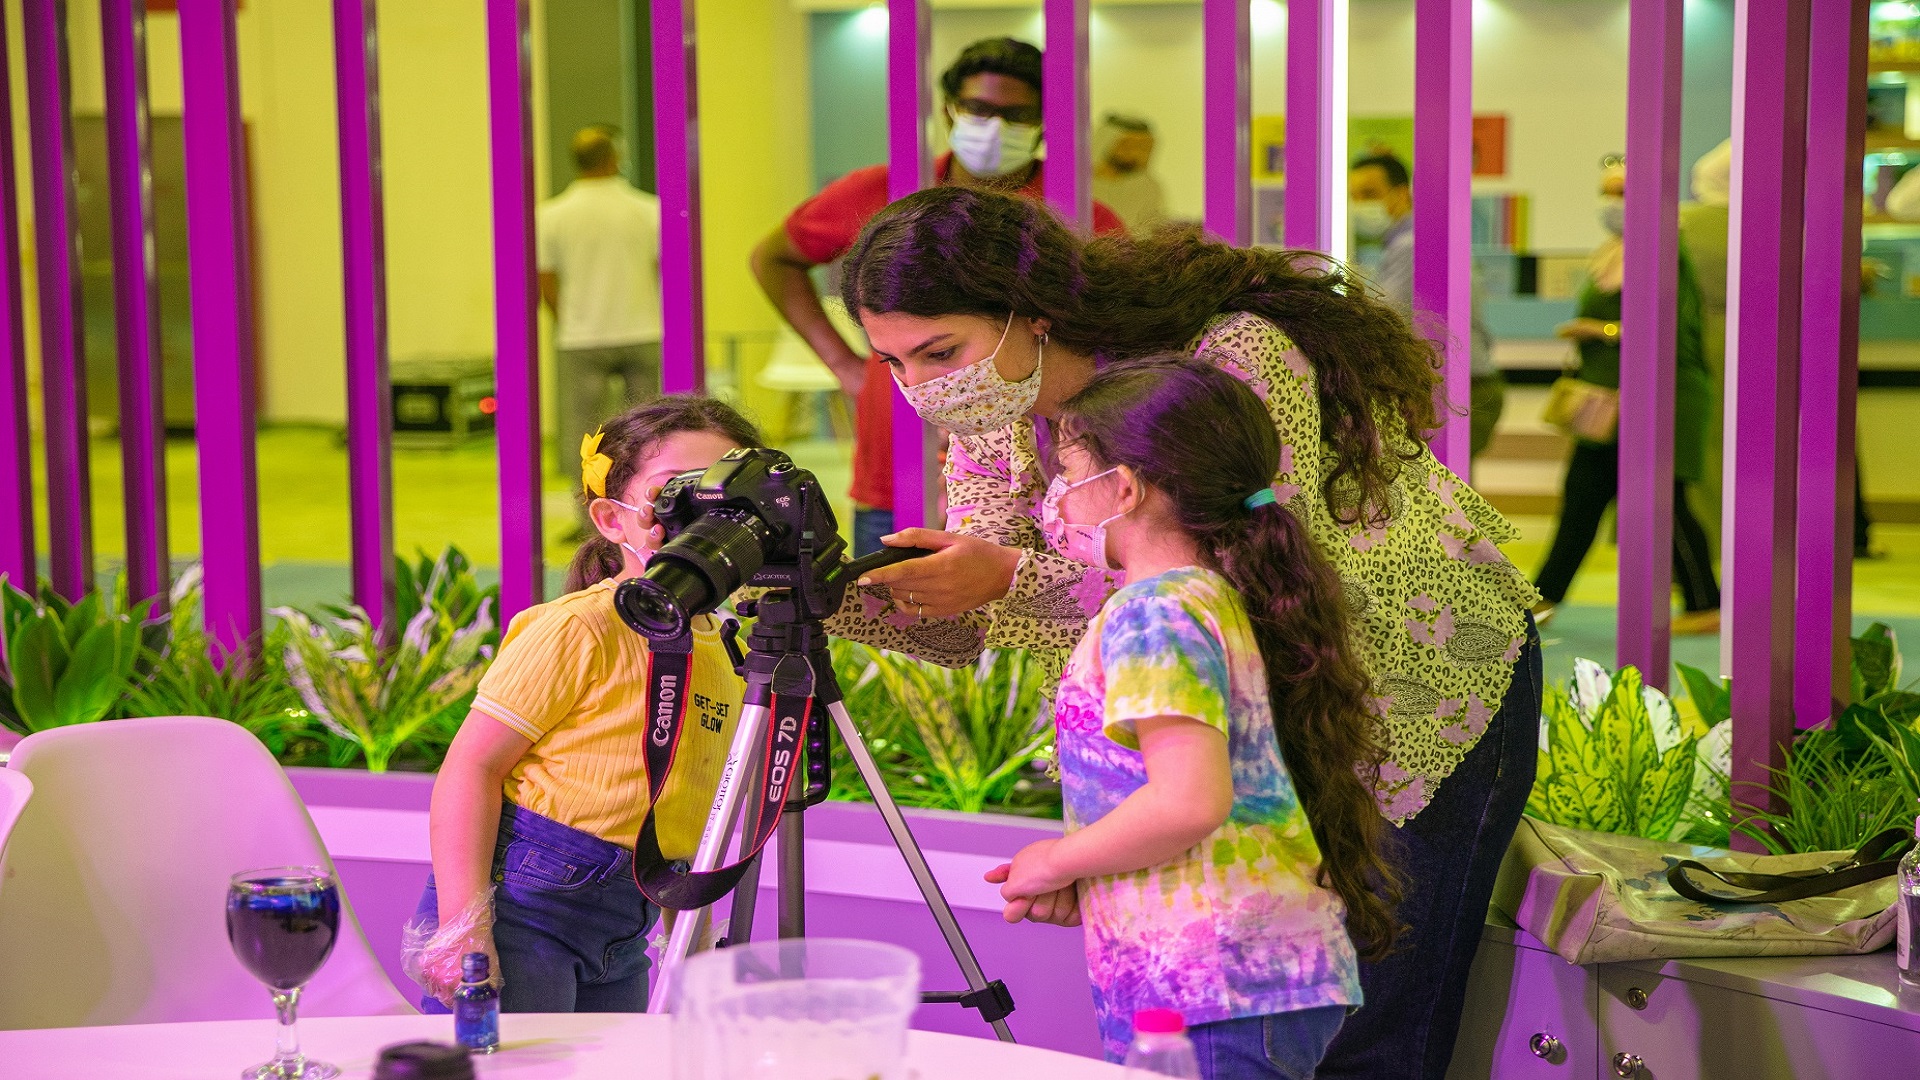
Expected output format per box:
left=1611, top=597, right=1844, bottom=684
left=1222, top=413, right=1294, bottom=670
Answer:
left=896, top=313, right=1044, bottom=438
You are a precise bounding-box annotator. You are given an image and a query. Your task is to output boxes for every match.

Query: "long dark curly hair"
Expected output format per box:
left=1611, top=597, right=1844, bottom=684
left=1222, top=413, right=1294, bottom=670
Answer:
left=840, top=186, right=1442, bottom=526
left=1058, top=359, right=1403, bottom=961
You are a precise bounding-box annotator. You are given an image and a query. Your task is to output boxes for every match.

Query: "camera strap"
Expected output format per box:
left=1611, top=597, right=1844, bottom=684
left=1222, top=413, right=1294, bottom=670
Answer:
left=630, top=630, right=805, bottom=911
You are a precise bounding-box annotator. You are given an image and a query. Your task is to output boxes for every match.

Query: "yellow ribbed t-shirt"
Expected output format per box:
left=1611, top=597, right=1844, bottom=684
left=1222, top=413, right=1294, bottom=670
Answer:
left=473, top=580, right=743, bottom=856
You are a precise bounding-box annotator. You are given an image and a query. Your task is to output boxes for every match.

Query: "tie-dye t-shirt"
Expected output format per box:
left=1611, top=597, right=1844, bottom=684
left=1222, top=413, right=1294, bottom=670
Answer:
left=1055, top=566, right=1361, bottom=1059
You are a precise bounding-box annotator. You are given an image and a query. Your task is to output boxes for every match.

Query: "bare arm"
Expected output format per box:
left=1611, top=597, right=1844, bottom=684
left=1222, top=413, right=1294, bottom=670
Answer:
left=748, top=224, right=867, bottom=397
left=992, top=716, right=1232, bottom=918
left=429, top=711, right=535, bottom=927
left=539, top=271, right=560, bottom=316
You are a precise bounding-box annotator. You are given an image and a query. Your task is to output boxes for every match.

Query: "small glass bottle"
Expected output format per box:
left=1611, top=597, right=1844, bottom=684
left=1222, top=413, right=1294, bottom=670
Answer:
left=453, top=952, right=500, bottom=1054
left=1123, top=1009, right=1201, bottom=1079
left=1900, top=820, right=1920, bottom=987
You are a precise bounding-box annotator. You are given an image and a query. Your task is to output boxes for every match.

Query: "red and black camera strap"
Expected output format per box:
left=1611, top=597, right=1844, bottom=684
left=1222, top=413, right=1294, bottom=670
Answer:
left=630, top=629, right=807, bottom=911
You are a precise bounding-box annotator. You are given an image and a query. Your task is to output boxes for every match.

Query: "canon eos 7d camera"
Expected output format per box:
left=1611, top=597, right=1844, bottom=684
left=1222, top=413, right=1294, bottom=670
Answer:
left=612, top=447, right=847, bottom=641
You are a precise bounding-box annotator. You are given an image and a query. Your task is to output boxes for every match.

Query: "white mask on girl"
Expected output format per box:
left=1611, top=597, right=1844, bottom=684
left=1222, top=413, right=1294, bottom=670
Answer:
left=896, top=313, right=1044, bottom=437
left=1039, top=467, right=1129, bottom=571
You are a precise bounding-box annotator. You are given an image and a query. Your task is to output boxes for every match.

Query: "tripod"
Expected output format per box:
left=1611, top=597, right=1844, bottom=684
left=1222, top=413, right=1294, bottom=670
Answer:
left=643, top=586, right=1017, bottom=1042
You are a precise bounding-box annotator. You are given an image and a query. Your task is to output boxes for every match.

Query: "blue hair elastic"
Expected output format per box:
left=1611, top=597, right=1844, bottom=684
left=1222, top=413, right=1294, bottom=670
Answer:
left=1244, top=487, right=1278, bottom=511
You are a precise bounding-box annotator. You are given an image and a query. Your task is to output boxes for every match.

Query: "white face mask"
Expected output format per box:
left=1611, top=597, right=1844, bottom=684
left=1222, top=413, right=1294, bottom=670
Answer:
left=1039, top=466, right=1128, bottom=571
left=948, top=114, right=1040, bottom=179
left=1351, top=199, right=1394, bottom=242
left=1598, top=198, right=1626, bottom=237
left=895, top=313, right=1044, bottom=437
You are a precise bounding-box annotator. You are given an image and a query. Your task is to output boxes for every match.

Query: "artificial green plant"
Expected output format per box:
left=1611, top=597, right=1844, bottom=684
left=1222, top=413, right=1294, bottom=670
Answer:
left=1527, top=659, right=1719, bottom=842
left=0, top=574, right=167, bottom=734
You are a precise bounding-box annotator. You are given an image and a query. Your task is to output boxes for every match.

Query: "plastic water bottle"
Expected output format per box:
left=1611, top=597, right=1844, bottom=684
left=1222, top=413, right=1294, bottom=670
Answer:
left=1124, top=1008, right=1201, bottom=1078
left=1900, top=818, right=1920, bottom=987
left=453, top=952, right=500, bottom=1053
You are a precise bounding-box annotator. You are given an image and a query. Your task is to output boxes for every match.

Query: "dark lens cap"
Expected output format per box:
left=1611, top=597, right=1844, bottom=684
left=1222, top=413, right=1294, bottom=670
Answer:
left=372, top=1041, right=474, bottom=1080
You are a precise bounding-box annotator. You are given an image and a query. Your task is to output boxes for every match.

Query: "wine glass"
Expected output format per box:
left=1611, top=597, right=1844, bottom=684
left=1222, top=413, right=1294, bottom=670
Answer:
left=226, top=867, right=343, bottom=1080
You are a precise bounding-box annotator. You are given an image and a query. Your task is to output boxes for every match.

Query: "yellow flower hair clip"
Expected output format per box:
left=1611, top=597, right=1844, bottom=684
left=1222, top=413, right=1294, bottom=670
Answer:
left=580, top=429, right=615, bottom=498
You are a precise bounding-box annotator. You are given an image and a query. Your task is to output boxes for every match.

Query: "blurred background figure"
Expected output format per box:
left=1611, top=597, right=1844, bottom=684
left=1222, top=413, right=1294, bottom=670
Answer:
left=1533, top=159, right=1721, bottom=635
left=1348, top=153, right=1506, bottom=457
left=539, top=125, right=664, bottom=531
left=1091, top=113, right=1166, bottom=233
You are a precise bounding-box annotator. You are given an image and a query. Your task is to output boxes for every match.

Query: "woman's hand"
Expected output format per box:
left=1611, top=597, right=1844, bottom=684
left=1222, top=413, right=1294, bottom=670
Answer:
left=855, top=529, right=1023, bottom=618
left=1555, top=317, right=1615, bottom=343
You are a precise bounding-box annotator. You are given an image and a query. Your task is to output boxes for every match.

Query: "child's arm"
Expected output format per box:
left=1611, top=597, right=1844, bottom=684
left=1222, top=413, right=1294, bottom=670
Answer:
left=429, top=711, right=534, bottom=927
left=993, top=714, right=1232, bottom=912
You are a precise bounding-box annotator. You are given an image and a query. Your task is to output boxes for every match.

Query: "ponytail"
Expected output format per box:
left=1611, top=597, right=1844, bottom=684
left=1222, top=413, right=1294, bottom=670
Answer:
left=565, top=536, right=626, bottom=594
left=1216, top=500, right=1402, bottom=961
left=1058, top=358, right=1403, bottom=961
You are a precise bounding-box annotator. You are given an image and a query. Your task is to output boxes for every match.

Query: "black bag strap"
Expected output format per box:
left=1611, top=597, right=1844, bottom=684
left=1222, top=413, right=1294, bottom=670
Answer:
left=1667, top=827, right=1914, bottom=905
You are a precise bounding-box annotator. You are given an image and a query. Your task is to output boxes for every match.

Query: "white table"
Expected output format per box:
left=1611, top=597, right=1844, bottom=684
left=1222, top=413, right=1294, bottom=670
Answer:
left=0, top=1011, right=1129, bottom=1078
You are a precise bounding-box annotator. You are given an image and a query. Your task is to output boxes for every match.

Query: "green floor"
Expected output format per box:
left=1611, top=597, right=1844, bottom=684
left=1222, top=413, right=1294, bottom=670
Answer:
left=47, top=428, right=1920, bottom=683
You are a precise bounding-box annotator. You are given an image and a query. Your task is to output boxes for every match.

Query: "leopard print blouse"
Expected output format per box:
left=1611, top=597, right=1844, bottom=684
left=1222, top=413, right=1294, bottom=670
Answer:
left=827, top=311, right=1540, bottom=823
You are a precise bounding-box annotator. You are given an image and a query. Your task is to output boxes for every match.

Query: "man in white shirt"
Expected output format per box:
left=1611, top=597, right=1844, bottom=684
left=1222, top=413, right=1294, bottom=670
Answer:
left=538, top=126, right=663, bottom=483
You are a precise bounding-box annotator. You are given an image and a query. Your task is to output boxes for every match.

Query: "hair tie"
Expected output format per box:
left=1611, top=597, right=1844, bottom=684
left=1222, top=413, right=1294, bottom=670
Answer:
left=1244, top=487, right=1278, bottom=511
left=580, top=429, right=615, bottom=498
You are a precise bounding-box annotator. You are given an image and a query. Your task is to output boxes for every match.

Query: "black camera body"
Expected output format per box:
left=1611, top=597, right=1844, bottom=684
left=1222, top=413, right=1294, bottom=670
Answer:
left=614, top=447, right=847, bottom=640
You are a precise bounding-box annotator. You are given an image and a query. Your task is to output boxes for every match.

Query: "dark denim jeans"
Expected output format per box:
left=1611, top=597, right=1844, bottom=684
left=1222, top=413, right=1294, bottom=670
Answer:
left=1189, top=1006, right=1348, bottom=1080
left=852, top=508, right=895, bottom=557
left=413, top=802, right=659, bottom=1014
left=1316, top=615, right=1543, bottom=1080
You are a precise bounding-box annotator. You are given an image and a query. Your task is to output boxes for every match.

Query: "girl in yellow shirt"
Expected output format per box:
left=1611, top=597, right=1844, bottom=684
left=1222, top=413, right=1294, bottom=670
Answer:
left=407, top=396, right=761, bottom=1012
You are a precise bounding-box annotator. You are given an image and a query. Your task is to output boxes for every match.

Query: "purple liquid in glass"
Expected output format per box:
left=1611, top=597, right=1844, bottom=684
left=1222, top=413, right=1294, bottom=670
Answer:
left=226, top=876, right=341, bottom=991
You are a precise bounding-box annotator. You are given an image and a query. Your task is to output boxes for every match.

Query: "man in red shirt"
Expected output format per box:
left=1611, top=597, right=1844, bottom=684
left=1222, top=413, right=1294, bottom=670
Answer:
left=749, top=37, right=1124, bottom=554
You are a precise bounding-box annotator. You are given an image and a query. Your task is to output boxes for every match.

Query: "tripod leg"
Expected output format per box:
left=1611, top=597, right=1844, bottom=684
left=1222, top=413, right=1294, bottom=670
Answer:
left=647, top=700, right=772, bottom=1012
left=778, top=809, right=806, bottom=938
left=826, top=699, right=1018, bottom=1043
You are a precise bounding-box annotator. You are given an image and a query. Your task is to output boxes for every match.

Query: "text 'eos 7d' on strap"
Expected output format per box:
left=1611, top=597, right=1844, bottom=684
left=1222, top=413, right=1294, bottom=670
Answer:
left=630, top=626, right=808, bottom=911
left=1667, top=828, right=1915, bottom=906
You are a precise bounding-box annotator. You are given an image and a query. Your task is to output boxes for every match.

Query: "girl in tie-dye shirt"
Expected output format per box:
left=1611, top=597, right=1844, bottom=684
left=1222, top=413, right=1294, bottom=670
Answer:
left=986, top=361, right=1402, bottom=1076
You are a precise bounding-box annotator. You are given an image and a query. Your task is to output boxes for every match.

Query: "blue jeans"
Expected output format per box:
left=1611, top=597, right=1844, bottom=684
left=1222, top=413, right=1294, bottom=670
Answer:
left=1316, top=615, right=1544, bottom=1080
left=1189, top=1007, right=1348, bottom=1080
left=852, top=508, right=895, bottom=557
left=413, top=802, right=659, bottom=1013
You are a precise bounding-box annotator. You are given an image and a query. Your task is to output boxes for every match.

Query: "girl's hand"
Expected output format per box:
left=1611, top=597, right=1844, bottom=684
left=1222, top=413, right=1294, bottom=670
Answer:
left=986, top=862, right=1083, bottom=926
left=856, top=530, right=1022, bottom=618
left=992, top=839, right=1075, bottom=901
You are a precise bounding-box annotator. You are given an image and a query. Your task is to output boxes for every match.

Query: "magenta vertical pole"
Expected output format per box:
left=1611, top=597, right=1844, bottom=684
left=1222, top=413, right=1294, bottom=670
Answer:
left=1725, top=0, right=1811, bottom=841
left=1793, top=0, right=1867, bottom=726
left=1412, top=0, right=1472, bottom=471
left=0, top=5, right=34, bottom=590
left=1615, top=0, right=1682, bottom=689
left=652, top=0, right=704, bottom=395
left=23, top=0, right=93, bottom=599
left=1042, top=0, right=1089, bottom=230
left=1202, top=0, right=1250, bottom=246
left=888, top=0, right=934, bottom=531
left=101, top=0, right=168, bottom=607
left=334, top=0, right=394, bottom=629
left=1284, top=0, right=1332, bottom=252
left=178, top=0, right=262, bottom=650
left=486, top=0, right=541, bottom=622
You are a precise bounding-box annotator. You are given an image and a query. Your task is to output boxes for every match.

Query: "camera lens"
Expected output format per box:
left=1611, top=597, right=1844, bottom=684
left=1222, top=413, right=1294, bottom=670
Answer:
left=613, top=508, right=771, bottom=639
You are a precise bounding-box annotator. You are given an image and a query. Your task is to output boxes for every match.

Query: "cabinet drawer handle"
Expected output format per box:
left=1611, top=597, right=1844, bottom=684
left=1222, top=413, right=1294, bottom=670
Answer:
left=1613, top=1052, right=1645, bottom=1077
left=1529, top=1032, right=1563, bottom=1060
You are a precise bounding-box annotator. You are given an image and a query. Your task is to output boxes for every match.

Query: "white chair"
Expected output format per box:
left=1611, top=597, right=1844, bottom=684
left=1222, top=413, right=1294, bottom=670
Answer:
left=0, top=765, right=32, bottom=884
left=758, top=331, right=852, bottom=441
left=0, top=716, right=414, bottom=1029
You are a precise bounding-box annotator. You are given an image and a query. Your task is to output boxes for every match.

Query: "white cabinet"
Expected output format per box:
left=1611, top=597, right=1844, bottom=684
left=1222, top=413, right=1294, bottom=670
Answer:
left=1451, top=924, right=1920, bottom=1080
left=1448, top=933, right=1597, bottom=1080
left=1596, top=964, right=1920, bottom=1080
